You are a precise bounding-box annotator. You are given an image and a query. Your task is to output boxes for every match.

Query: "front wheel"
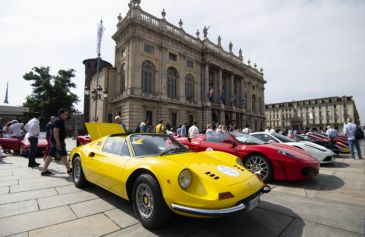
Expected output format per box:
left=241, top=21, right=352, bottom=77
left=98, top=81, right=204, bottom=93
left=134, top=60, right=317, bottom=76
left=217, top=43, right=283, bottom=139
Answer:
left=72, top=156, right=88, bottom=188
left=132, top=174, right=171, bottom=229
left=244, top=154, right=273, bottom=182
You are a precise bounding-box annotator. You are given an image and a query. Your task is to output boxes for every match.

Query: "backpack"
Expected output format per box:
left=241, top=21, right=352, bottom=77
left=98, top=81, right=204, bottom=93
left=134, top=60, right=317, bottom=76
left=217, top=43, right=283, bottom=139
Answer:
left=355, top=126, right=364, bottom=140
left=134, top=125, right=141, bottom=133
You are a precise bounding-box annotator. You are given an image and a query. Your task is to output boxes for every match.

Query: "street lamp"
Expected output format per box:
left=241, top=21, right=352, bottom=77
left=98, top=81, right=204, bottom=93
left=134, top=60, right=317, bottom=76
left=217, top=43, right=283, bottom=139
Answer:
left=85, top=85, right=108, bottom=121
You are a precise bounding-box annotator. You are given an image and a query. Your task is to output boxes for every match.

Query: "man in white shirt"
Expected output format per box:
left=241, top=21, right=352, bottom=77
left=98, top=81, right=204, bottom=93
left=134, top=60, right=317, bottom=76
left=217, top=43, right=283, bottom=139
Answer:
left=24, top=112, right=41, bottom=167
left=139, top=118, right=149, bottom=133
left=242, top=124, right=252, bottom=134
left=188, top=122, right=199, bottom=141
left=9, top=120, right=24, bottom=138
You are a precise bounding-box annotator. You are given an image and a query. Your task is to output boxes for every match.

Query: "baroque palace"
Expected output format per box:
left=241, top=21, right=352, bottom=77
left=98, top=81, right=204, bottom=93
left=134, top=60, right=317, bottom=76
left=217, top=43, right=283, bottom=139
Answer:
left=265, top=96, right=360, bottom=132
left=83, top=0, right=266, bottom=131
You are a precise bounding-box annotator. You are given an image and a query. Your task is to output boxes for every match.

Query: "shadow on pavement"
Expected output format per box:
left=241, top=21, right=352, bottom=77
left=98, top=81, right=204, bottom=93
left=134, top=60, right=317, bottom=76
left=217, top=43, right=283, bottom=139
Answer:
left=269, top=173, right=345, bottom=191
left=79, top=183, right=303, bottom=237
left=321, top=161, right=350, bottom=168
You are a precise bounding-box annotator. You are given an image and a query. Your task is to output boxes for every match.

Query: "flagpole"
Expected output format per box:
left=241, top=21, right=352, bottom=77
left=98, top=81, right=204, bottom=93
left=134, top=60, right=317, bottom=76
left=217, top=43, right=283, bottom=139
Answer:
left=93, top=19, right=104, bottom=121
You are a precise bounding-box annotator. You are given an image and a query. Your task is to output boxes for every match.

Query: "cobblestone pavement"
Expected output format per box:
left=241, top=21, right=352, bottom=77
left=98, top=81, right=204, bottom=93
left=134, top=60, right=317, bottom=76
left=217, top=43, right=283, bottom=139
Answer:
left=0, top=138, right=364, bottom=237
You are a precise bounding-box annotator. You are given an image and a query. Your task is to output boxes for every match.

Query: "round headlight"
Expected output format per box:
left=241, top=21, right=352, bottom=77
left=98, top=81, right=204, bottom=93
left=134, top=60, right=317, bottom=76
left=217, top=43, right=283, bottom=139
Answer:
left=178, top=169, right=192, bottom=189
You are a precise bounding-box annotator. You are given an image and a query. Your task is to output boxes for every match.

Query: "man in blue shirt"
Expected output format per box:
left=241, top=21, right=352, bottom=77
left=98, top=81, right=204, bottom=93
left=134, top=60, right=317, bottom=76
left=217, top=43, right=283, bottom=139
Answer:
left=345, top=118, right=362, bottom=159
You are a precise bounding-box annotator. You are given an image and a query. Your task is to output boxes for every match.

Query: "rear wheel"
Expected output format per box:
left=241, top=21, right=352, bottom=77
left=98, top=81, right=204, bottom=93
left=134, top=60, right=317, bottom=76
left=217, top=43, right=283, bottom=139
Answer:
left=244, top=154, right=273, bottom=182
left=72, top=156, right=88, bottom=188
left=132, top=174, right=171, bottom=229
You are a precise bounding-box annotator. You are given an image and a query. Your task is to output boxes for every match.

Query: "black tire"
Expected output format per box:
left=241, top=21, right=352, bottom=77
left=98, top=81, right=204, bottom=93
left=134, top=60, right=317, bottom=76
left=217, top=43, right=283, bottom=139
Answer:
left=244, top=154, right=273, bottom=182
left=72, top=156, right=88, bottom=188
left=132, top=174, right=171, bottom=229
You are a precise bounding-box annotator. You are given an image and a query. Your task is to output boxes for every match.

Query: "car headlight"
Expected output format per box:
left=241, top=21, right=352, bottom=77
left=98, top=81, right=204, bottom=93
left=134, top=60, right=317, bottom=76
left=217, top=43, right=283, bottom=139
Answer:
left=178, top=169, right=192, bottom=189
left=277, top=150, right=299, bottom=159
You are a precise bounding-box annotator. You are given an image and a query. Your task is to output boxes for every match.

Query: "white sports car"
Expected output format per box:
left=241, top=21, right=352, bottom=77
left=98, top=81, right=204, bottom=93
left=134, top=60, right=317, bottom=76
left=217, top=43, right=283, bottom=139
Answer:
left=250, top=132, right=335, bottom=164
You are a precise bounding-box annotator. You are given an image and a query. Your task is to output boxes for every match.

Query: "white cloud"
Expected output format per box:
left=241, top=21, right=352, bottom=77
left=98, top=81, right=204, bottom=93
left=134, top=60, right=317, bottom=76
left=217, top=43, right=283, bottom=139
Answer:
left=0, top=0, right=364, bottom=124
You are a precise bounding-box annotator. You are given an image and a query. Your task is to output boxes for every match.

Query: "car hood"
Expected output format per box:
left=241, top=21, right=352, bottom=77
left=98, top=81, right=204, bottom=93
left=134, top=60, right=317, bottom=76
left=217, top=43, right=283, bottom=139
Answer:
left=298, top=141, right=333, bottom=153
left=85, top=123, right=125, bottom=140
left=265, top=143, right=318, bottom=161
left=162, top=151, right=256, bottom=187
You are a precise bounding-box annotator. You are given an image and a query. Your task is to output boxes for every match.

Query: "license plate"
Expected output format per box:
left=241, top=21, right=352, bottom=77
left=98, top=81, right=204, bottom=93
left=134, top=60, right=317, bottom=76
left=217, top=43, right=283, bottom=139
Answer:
left=248, top=195, right=260, bottom=211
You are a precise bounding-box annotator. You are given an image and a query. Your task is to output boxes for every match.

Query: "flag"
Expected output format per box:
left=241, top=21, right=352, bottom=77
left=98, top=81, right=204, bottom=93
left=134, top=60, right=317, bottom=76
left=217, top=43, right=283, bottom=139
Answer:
left=97, top=19, right=105, bottom=55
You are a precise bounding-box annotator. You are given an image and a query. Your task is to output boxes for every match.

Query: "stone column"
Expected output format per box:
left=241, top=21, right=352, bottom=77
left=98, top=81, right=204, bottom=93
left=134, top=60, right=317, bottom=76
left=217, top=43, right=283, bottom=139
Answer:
left=160, top=45, right=167, bottom=100
left=218, top=69, right=223, bottom=105
left=203, top=63, right=212, bottom=126
left=204, top=64, right=210, bottom=104
left=230, top=73, right=234, bottom=107
left=220, top=110, right=225, bottom=125
left=196, top=61, right=201, bottom=103
left=241, top=79, right=245, bottom=110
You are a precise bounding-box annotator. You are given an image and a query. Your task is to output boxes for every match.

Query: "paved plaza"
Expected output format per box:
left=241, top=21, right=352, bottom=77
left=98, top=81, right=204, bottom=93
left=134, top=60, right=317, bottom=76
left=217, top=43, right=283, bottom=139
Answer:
left=0, top=138, right=364, bottom=237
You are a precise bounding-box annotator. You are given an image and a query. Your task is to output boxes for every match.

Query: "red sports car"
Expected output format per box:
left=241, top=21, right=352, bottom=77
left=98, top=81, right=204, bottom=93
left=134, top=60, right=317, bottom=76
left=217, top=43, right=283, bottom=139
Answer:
left=76, top=135, right=91, bottom=146
left=306, top=132, right=349, bottom=153
left=177, top=131, right=319, bottom=182
left=0, top=132, right=48, bottom=156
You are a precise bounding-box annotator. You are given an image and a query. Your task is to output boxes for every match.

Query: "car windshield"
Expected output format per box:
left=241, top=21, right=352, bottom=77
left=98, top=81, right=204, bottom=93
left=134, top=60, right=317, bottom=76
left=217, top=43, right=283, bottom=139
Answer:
left=229, top=132, right=265, bottom=145
left=130, top=134, right=189, bottom=157
left=271, top=133, right=296, bottom=142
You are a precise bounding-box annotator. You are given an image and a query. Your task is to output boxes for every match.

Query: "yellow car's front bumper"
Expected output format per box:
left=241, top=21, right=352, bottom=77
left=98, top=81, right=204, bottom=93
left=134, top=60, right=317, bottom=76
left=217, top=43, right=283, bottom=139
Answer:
left=170, top=185, right=270, bottom=217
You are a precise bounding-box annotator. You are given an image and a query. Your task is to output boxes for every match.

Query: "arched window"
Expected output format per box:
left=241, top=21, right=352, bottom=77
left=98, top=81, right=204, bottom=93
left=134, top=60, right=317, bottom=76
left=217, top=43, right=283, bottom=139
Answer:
left=167, top=67, right=178, bottom=98
left=142, top=61, right=155, bottom=94
left=120, top=64, right=125, bottom=93
left=185, top=74, right=194, bottom=101
left=252, top=95, right=257, bottom=113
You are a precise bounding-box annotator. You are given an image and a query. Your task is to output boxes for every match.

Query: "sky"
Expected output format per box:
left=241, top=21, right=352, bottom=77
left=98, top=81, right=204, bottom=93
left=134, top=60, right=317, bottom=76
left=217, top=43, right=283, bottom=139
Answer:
left=0, top=0, right=364, bottom=124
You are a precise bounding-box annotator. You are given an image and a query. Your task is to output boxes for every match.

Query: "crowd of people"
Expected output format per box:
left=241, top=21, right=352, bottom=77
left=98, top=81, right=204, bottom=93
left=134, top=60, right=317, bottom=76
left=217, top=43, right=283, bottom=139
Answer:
left=0, top=109, right=72, bottom=176
left=1, top=113, right=364, bottom=176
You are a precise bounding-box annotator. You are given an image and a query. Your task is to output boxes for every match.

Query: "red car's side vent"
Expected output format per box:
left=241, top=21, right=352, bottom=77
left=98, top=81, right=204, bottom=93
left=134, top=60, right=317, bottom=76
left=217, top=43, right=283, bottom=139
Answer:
left=205, top=171, right=220, bottom=180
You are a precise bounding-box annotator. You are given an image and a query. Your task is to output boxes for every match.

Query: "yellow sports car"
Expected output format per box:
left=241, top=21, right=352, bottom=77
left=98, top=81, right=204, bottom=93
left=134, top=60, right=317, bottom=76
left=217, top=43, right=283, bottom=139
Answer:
left=69, top=123, right=270, bottom=229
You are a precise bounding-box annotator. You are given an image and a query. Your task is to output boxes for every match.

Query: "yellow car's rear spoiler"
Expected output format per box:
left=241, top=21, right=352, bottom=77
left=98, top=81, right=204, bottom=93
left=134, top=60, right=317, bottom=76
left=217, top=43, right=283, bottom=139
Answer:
left=85, top=122, right=126, bottom=140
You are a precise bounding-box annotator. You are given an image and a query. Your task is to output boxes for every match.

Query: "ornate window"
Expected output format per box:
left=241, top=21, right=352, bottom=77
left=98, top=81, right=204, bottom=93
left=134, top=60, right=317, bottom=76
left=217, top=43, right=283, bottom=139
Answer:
left=185, top=74, right=194, bottom=101
left=120, top=64, right=125, bottom=93
left=169, top=53, right=177, bottom=61
left=167, top=67, right=178, bottom=98
left=142, top=61, right=155, bottom=94
left=144, top=44, right=154, bottom=54
left=186, top=59, right=194, bottom=68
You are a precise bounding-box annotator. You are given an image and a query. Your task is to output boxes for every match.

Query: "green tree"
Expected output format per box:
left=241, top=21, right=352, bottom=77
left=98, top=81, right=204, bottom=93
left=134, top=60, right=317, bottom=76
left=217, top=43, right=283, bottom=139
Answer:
left=23, top=66, right=79, bottom=127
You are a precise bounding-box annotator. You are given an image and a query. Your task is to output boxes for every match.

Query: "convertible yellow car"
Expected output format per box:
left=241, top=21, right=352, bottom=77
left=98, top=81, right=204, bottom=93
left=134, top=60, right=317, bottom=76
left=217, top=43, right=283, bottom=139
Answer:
left=69, top=123, right=270, bottom=229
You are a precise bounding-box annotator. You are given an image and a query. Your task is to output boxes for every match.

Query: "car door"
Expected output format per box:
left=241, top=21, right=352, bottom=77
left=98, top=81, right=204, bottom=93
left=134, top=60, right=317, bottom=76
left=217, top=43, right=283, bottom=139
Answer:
left=0, top=137, right=21, bottom=151
left=87, top=137, right=129, bottom=197
left=201, top=132, right=237, bottom=155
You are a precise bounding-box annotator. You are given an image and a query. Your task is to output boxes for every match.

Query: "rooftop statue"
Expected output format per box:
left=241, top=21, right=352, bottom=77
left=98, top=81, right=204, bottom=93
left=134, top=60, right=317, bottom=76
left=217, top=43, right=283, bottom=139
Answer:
left=203, top=26, right=210, bottom=38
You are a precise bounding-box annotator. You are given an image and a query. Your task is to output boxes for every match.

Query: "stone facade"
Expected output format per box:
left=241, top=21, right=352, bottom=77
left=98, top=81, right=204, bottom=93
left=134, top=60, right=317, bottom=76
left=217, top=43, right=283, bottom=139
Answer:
left=85, top=1, right=266, bottom=131
left=265, top=96, right=360, bottom=132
